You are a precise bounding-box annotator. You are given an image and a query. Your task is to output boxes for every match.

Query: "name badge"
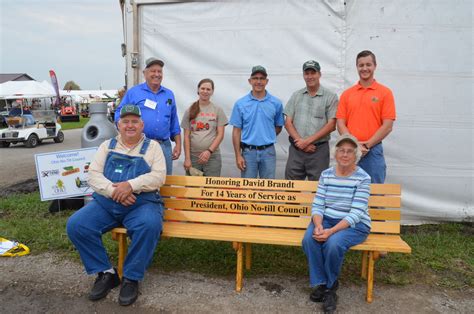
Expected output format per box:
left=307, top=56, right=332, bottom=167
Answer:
left=144, top=99, right=157, bottom=110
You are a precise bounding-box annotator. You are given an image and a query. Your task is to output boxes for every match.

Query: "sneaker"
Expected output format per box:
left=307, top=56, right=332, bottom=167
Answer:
left=88, top=270, right=121, bottom=301
left=118, top=278, right=139, bottom=306
left=310, top=285, right=327, bottom=302
left=323, top=290, right=338, bottom=313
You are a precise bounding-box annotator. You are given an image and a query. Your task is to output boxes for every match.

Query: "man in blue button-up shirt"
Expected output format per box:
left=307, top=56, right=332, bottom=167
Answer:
left=115, top=58, right=181, bottom=174
left=229, top=65, right=284, bottom=179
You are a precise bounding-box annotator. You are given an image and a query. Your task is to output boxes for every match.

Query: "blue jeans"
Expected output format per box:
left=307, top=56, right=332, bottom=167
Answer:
left=159, top=140, right=173, bottom=175
left=358, top=143, right=386, bottom=183
left=302, top=217, right=370, bottom=288
left=241, top=145, right=276, bottom=179
left=66, top=199, right=163, bottom=281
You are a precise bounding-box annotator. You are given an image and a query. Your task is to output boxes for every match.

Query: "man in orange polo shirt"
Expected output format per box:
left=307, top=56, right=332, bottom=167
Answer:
left=336, top=50, right=396, bottom=183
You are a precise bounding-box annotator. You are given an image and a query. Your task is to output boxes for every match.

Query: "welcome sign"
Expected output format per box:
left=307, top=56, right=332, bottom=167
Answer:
left=35, top=148, right=97, bottom=201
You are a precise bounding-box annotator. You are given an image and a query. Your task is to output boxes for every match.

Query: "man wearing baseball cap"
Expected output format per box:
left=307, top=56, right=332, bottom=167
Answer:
left=229, top=65, right=284, bottom=179
left=284, top=60, right=339, bottom=181
left=115, top=57, right=181, bottom=175
left=68, top=104, right=167, bottom=306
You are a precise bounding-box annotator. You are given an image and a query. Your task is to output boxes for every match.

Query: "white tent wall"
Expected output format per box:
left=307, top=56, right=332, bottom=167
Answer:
left=123, top=0, right=473, bottom=223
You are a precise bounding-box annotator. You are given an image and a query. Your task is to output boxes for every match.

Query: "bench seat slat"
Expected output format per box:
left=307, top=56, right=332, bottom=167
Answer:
left=163, top=222, right=306, bottom=246
left=164, top=210, right=310, bottom=229
left=111, top=225, right=411, bottom=253
left=352, top=234, right=412, bottom=253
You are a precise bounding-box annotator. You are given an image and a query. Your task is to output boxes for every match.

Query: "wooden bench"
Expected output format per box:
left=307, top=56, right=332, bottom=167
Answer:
left=111, top=175, right=411, bottom=303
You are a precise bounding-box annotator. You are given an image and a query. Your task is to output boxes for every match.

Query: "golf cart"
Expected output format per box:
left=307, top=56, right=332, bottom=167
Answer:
left=0, top=110, right=64, bottom=148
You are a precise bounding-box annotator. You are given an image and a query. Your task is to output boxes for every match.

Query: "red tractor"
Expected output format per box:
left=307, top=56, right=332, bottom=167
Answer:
left=59, top=97, right=80, bottom=122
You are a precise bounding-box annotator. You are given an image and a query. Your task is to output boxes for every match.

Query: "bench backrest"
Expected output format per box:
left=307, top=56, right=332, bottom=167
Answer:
left=161, top=175, right=402, bottom=235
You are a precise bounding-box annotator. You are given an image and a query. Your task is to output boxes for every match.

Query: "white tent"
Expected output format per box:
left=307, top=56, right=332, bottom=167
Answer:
left=0, top=80, right=56, bottom=99
left=123, top=0, right=473, bottom=223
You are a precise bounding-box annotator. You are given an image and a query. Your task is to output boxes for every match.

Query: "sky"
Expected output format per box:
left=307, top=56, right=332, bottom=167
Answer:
left=0, top=0, right=124, bottom=90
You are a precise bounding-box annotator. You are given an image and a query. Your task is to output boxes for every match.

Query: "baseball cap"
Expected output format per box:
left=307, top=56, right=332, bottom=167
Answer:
left=120, top=104, right=141, bottom=118
left=145, top=57, right=164, bottom=68
left=302, top=60, right=321, bottom=72
left=251, top=65, right=267, bottom=77
left=335, top=133, right=359, bottom=148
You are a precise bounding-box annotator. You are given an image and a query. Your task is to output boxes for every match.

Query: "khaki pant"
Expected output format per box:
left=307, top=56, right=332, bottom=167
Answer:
left=188, top=151, right=222, bottom=177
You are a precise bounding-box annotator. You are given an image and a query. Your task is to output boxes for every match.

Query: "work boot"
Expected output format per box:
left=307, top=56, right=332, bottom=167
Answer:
left=310, top=284, right=327, bottom=302
left=119, top=278, right=139, bottom=306
left=322, top=289, right=338, bottom=313
left=311, top=280, right=338, bottom=302
left=88, top=270, right=121, bottom=301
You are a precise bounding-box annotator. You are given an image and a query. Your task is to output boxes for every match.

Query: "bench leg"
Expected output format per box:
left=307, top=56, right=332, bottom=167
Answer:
left=117, top=233, right=128, bottom=279
left=366, top=251, right=375, bottom=303
left=361, top=251, right=368, bottom=279
left=236, top=242, right=243, bottom=292
left=245, top=243, right=252, bottom=270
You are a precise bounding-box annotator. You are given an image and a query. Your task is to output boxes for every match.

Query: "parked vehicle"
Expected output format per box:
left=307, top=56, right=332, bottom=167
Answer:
left=0, top=110, right=64, bottom=148
left=59, top=96, right=80, bottom=122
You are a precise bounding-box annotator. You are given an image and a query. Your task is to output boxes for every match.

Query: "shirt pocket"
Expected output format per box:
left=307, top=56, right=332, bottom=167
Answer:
left=311, top=102, right=325, bottom=119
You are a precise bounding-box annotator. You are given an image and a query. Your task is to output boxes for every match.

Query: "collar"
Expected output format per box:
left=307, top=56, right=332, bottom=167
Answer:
left=248, top=90, right=270, bottom=101
left=117, top=134, right=145, bottom=150
left=357, top=79, right=378, bottom=90
left=141, top=82, right=164, bottom=94
left=303, top=86, right=324, bottom=96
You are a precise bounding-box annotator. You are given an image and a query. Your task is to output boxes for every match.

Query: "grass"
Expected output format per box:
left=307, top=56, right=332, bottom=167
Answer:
left=1, top=191, right=472, bottom=289
left=59, top=117, right=89, bottom=130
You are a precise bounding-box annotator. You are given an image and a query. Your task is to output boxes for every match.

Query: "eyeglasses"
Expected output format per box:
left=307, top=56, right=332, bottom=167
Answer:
left=336, top=148, right=356, bottom=155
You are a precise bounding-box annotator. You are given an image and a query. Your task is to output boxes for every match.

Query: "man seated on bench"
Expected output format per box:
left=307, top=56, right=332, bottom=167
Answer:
left=66, top=104, right=166, bottom=306
left=302, top=134, right=371, bottom=313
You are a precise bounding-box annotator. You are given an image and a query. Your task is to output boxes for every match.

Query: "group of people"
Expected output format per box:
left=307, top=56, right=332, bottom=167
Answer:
left=66, top=50, right=396, bottom=311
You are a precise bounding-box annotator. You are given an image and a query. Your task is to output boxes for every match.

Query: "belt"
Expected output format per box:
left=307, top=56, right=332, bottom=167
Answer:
left=241, top=142, right=274, bottom=150
left=153, top=138, right=169, bottom=144
left=288, top=137, right=327, bottom=151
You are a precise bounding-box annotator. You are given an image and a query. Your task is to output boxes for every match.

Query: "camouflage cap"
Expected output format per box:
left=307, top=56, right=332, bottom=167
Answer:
left=251, top=65, right=267, bottom=77
left=302, top=60, right=321, bottom=72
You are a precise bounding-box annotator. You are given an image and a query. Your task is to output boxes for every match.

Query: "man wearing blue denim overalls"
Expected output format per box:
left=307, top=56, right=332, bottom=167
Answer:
left=67, top=104, right=166, bottom=306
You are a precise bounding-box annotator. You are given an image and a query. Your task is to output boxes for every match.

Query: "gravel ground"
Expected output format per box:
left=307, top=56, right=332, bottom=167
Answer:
left=1, top=253, right=472, bottom=313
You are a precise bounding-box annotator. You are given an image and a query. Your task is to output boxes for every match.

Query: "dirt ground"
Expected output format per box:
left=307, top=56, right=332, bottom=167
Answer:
left=0, top=252, right=472, bottom=314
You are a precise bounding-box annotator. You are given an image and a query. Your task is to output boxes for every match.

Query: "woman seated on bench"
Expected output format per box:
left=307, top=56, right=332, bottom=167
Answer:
left=302, top=134, right=371, bottom=313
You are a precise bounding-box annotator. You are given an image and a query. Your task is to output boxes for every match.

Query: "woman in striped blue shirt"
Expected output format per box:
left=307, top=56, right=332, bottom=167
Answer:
left=302, top=134, right=371, bottom=313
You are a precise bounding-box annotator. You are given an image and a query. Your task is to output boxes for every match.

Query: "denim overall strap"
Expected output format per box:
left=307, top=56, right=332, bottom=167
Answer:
left=109, top=138, right=118, bottom=149
left=139, top=137, right=151, bottom=155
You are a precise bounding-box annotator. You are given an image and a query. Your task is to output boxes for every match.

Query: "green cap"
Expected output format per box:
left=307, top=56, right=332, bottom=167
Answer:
left=303, top=60, right=321, bottom=72
left=145, top=57, right=164, bottom=68
left=120, top=104, right=141, bottom=118
left=251, top=65, right=267, bottom=77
